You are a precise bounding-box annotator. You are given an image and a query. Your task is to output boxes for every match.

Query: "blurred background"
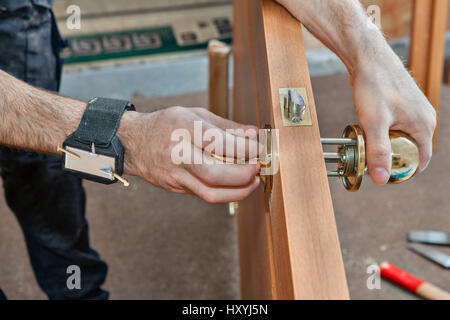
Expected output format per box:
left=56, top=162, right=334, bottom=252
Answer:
left=0, top=0, right=449, bottom=299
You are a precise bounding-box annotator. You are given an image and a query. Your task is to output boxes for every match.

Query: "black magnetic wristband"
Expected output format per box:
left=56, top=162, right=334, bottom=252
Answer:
left=62, top=97, right=135, bottom=185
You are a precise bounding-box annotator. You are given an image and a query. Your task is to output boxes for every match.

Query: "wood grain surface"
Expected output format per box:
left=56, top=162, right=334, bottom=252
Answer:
left=208, top=40, right=231, bottom=118
left=410, top=0, right=449, bottom=149
left=233, top=0, right=349, bottom=299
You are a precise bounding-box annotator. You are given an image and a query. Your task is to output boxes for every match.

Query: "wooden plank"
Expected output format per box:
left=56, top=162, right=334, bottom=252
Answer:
left=233, top=0, right=349, bottom=299
left=208, top=40, right=231, bottom=118
left=447, top=58, right=450, bottom=84
left=409, top=0, right=449, bottom=149
left=409, top=0, right=434, bottom=91
left=426, top=0, right=449, bottom=148
left=233, top=0, right=276, bottom=299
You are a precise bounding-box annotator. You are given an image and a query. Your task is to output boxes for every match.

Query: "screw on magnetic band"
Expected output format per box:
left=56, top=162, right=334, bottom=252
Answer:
left=62, top=97, right=135, bottom=186
left=99, top=166, right=130, bottom=187
left=57, top=145, right=80, bottom=159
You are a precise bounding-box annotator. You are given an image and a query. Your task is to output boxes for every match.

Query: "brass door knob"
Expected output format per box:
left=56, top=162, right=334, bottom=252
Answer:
left=322, top=124, right=419, bottom=192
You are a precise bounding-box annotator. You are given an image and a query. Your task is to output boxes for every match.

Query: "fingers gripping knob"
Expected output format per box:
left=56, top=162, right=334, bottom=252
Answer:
left=322, top=124, right=419, bottom=192
left=389, top=131, right=420, bottom=183
left=225, top=124, right=417, bottom=194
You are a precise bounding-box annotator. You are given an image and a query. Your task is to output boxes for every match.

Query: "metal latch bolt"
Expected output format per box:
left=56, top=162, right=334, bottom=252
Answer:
left=260, top=124, right=419, bottom=193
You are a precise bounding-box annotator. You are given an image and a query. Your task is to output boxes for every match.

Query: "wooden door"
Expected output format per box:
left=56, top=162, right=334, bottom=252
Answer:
left=233, top=0, right=349, bottom=299
left=409, top=0, right=449, bottom=148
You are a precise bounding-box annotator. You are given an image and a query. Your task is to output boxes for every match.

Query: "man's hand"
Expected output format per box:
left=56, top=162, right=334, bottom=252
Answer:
left=0, top=70, right=260, bottom=203
left=352, top=43, right=436, bottom=183
left=118, top=107, right=261, bottom=203
left=276, top=0, right=436, bottom=184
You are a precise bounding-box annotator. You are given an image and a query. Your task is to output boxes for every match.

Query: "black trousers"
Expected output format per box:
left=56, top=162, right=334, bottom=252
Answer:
left=0, top=0, right=108, bottom=299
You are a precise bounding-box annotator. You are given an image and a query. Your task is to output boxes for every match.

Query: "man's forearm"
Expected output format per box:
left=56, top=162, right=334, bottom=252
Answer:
left=0, top=69, right=86, bottom=154
left=276, top=0, right=396, bottom=78
left=0, top=69, right=264, bottom=203
left=0, top=69, right=140, bottom=176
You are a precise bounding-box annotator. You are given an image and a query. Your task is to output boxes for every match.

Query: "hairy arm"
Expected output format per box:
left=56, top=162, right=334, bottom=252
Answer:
left=276, top=0, right=436, bottom=184
left=0, top=69, right=260, bottom=203
left=276, top=0, right=381, bottom=78
left=0, top=69, right=85, bottom=154
left=0, top=69, right=139, bottom=174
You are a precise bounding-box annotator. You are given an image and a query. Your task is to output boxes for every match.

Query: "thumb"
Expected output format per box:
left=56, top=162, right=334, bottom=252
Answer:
left=364, top=125, right=392, bottom=185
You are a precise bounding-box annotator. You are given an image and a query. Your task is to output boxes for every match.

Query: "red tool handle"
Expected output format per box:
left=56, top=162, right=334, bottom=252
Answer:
left=380, top=261, right=450, bottom=300
left=380, top=261, right=424, bottom=291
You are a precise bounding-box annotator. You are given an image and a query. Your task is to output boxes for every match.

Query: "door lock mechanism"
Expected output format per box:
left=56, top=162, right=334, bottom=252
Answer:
left=322, top=124, right=419, bottom=192
left=260, top=123, right=419, bottom=193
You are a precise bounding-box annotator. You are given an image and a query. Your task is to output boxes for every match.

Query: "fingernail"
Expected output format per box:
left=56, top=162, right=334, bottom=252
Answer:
left=372, top=167, right=389, bottom=185
left=419, top=160, right=430, bottom=173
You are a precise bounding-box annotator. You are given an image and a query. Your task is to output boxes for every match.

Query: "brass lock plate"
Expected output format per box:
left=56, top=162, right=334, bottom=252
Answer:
left=279, top=88, right=312, bottom=127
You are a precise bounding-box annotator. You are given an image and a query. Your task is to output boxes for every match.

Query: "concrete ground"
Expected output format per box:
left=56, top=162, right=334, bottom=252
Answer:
left=0, top=74, right=448, bottom=300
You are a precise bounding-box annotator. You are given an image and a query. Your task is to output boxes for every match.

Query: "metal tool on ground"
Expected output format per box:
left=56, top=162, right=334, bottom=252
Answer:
left=322, top=124, right=419, bottom=191
left=409, top=230, right=450, bottom=245
left=408, top=230, right=450, bottom=268
left=380, top=261, right=450, bottom=300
